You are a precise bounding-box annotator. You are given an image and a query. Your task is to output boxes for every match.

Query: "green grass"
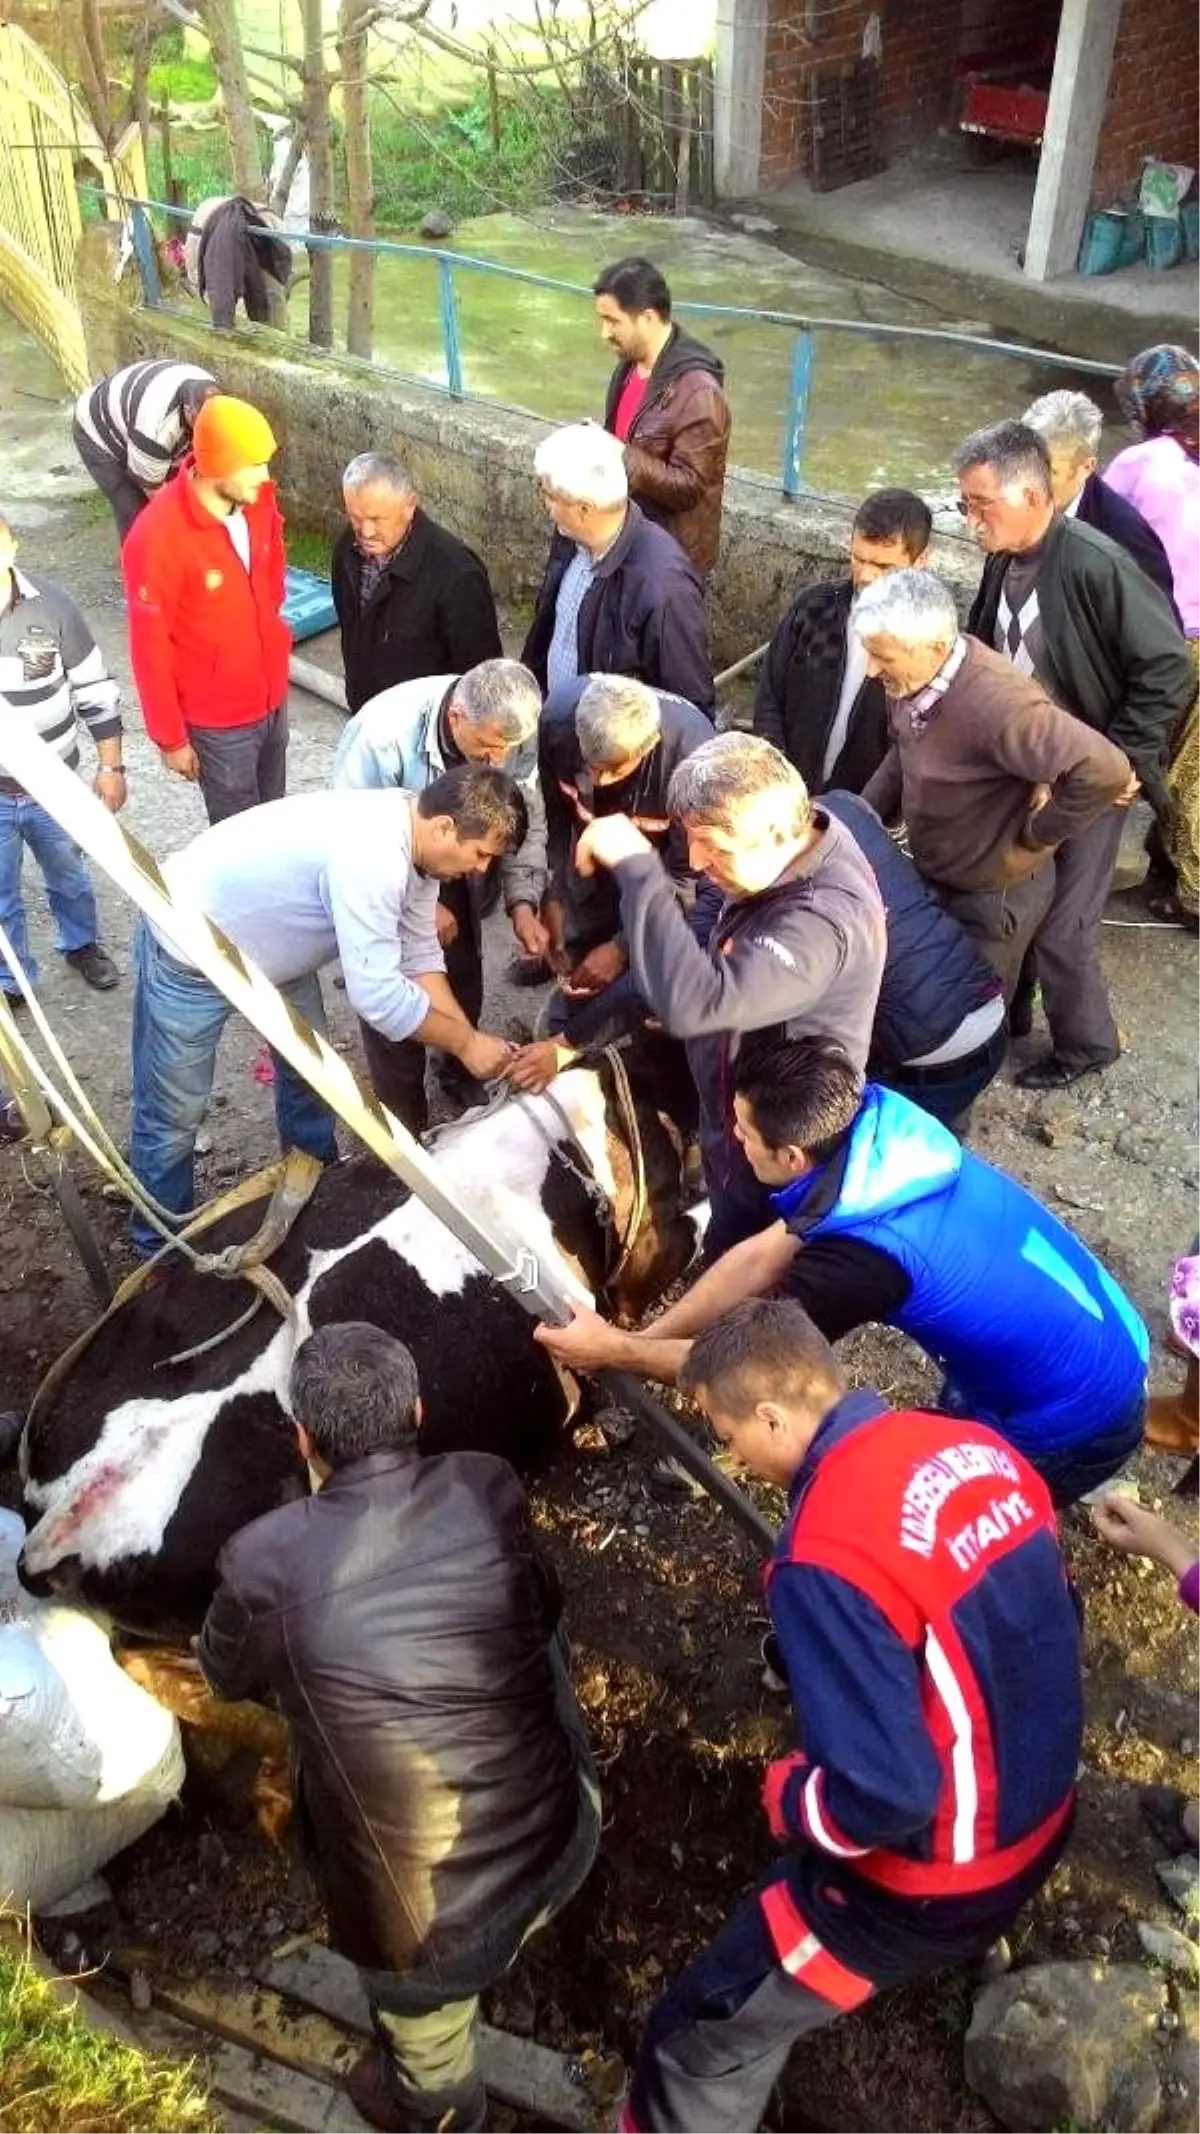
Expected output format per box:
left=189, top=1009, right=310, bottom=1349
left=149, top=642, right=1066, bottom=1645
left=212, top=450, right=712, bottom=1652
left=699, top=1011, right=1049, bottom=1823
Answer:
left=346, top=90, right=559, bottom=231
left=147, top=54, right=218, bottom=104
left=0, top=1925, right=217, bottom=2133
left=146, top=127, right=234, bottom=210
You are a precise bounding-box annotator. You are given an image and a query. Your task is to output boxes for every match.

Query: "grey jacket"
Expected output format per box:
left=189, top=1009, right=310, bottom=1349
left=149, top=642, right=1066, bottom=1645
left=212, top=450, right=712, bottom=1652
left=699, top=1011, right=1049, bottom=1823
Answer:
left=332, top=674, right=547, bottom=913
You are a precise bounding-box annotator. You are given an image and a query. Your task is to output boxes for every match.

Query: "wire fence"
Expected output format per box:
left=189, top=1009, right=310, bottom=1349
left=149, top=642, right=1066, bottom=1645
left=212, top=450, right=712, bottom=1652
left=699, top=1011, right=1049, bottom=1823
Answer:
left=94, top=186, right=1123, bottom=506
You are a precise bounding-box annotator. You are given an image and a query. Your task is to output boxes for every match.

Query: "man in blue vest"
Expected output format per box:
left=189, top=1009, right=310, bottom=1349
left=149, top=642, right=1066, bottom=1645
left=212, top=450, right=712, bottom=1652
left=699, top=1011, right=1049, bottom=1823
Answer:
left=613, top=1297, right=1082, bottom=2133
left=536, top=1036, right=1147, bottom=1502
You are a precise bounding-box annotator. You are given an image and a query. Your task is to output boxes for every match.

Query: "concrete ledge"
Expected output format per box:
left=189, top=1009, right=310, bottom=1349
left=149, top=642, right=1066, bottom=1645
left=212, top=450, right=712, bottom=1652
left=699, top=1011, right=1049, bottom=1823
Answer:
left=78, top=224, right=981, bottom=674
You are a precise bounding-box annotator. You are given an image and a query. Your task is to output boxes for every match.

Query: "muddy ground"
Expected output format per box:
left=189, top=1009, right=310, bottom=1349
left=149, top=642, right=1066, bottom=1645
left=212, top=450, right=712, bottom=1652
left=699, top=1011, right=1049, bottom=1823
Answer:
left=0, top=329, right=1197, bottom=2130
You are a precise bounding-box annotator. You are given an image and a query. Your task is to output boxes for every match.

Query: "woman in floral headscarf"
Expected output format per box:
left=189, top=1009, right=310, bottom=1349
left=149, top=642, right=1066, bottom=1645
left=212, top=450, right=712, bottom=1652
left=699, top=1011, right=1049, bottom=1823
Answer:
left=1106, top=345, right=1199, bottom=925
left=1145, top=1249, right=1199, bottom=1467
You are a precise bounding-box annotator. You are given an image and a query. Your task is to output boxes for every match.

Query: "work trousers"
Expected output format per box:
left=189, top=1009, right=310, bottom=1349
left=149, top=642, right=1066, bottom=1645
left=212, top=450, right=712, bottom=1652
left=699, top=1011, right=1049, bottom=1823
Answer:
left=188, top=704, right=289, bottom=825
left=129, top=917, right=338, bottom=1255
left=0, top=793, right=99, bottom=992
left=72, top=419, right=148, bottom=543
left=623, top=1882, right=870, bottom=2133
left=358, top=874, right=485, bottom=1136
left=1026, top=806, right=1126, bottom=1070
left=876, top=1018, right=1009, bottom=1135
left=937, top=863, right=1055, bottom=1003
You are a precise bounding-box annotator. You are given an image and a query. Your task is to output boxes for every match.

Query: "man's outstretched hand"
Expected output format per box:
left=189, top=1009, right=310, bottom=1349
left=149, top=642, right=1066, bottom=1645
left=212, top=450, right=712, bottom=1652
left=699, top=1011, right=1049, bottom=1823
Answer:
left=575, top=814, right=652, bottom=877
left=534, top=1300, right=624, bottom=1372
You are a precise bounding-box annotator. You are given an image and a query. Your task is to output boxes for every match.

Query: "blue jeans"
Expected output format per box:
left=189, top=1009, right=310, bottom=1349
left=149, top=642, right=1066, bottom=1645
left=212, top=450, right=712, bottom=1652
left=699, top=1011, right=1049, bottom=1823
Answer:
left=129, top=918, right=338, bottom=1255
left=0, top=793, right=99, bottom=991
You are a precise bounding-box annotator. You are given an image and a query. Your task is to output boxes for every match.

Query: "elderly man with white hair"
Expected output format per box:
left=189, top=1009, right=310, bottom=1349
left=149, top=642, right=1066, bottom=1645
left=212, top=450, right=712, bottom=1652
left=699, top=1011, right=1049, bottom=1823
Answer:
left=334, top=658, right=547, bottom=1122
left=530, top=730, right=886, bottom=1256
left=860, top=570, right=1134, bottom=994
left=521, top=423, right=713, bottom=715
left=1022, top=390, right=1177, bottom=611
left=332, top=452, right=501, bottom=712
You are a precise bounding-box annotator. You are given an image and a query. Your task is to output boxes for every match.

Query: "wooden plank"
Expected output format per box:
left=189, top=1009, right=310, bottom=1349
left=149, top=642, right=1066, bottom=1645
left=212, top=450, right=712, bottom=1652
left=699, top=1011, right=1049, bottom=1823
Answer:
left=114, top=1999, right=370, bottom=2133
left=260, top=1944, right=610, bottom=2131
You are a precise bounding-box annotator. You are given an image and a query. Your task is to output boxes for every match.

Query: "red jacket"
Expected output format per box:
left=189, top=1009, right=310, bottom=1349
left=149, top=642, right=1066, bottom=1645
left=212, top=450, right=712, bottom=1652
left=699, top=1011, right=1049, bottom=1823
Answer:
left=122, top=462, right=291, bottom=750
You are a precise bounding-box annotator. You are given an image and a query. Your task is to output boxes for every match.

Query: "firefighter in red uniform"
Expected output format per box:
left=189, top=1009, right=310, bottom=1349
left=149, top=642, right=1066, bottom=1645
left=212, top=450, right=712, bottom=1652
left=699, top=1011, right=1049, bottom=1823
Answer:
left=620, top=1297, right=1083, bottom=2134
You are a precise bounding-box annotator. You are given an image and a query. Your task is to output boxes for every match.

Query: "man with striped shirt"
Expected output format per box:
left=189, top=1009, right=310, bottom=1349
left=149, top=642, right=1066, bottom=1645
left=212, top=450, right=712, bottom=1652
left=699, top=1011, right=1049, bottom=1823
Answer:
left=0, top=515, right=123, bottom=996
left=73, top=359, right=217, bottom=542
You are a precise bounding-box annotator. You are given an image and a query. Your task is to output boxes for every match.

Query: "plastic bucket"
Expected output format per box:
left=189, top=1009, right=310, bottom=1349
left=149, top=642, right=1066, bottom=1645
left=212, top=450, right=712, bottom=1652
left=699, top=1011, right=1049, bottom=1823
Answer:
left=1183, top=199, right=1200, bottom=261
left=1146, top=214, right=1183, bottom=270
left=1078, top=209, right=1126, bottom=275
left=1117, top=208, right=1146, bottom=266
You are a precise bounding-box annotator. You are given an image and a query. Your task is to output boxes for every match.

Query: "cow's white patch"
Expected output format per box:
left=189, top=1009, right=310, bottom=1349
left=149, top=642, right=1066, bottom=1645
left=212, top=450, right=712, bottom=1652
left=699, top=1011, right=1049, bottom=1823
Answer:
left=22, top=1325, right=294, bottom=1574
left=26, top=1071, right=618, bottom=1574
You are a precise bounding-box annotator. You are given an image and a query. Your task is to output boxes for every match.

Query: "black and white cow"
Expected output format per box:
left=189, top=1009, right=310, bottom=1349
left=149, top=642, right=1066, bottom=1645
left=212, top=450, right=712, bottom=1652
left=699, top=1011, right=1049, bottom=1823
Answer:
left=20, top=1047, right=701, bottom=1634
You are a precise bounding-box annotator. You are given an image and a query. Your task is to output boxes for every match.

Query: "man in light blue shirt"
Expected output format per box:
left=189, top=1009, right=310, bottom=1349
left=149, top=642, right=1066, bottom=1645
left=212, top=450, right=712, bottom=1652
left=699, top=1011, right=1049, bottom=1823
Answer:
left=129, top=765, right=527, bottom=1252
left=333, top=659, right=549, bottom=1112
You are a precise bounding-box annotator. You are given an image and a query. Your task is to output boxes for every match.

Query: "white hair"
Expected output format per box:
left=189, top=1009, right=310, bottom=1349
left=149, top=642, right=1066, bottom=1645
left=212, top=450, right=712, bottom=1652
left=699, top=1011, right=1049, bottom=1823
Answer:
left=575, top=674, right=661, bottom=768
left=854, top=569, right=959, bottom=647
left=451, top=659, right=542, bottom=746
left=667, top=732, right=810, bottom=835
left=1023, top=390, right=1103, bottom=459
left=534, top=423, right=628, bottom=510
left=343, top=452, right=413, bottom=494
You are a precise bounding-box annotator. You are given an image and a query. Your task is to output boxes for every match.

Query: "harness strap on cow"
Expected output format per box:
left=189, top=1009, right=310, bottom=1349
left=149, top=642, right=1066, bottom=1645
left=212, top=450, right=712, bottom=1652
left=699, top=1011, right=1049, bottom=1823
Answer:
left=23, top=1153, right=323, bottom=1437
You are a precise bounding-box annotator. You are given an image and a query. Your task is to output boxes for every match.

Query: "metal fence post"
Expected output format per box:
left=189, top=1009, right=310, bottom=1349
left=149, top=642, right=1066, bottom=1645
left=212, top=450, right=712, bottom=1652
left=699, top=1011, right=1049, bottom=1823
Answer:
left=128, top=201, right=161, bottom=307
left=781, top=329, right=814, bottom=498
left=438, top=256, right=464, bottom=399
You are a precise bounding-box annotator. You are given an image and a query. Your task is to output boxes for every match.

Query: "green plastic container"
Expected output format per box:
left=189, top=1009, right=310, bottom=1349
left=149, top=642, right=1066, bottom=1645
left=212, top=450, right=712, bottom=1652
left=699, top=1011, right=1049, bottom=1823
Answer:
left=1183, top=199, right=1200, bottom=261
left=1078, top=209, right=1126, bottom=275
left=1146, top=213, right=1183, bottom=270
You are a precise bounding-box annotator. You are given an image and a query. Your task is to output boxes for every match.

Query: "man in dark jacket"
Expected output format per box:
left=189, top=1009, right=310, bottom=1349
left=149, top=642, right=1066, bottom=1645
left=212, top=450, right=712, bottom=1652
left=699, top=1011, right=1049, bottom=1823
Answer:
left=1023, top=390, right=1179, bottom=614
left=536, top=1039, right=1149, bottom=1506
left=822, top=790, right=1007, bottom=1129
left=522, top=424, right=714, bottom=715
left=956, top=419, right=1192, bottom=1088
left=333, top=455, right=502, bottom=713
left=753, top=488, right=931, bottom=794
left=199, top=1321, right=600, bottom=2134
left=605, top=1299, right=1081, bottom=2131
left=193, top=194, right=293, bottom=331
left=564, top=732, right=885, bottom=1258
left=594, top=255, right=731, bottom=575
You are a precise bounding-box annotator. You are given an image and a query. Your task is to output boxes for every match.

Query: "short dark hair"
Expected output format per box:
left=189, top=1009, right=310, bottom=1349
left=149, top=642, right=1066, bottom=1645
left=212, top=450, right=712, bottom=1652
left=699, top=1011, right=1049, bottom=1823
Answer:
left=679, top=1297, right=846, bottom=1416
left=417, top=763, right=528, bottom=850
left=853, top=487, right=932, bottom=556
left=733, top=1036, right=863, bottom=1159
left=289, top=1321, right=420, bottom=1466
left=951, top=420, right=1052, bottom=497
left=593, top=256, right=672, bottom=320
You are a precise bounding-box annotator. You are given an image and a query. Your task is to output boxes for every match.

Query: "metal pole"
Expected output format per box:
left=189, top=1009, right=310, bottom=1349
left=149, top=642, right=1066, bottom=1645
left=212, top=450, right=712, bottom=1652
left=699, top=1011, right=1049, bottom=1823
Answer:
left=0, top=727, right=774, bottom=1553
left=781, top=329, right=815, bottom=500
left=714, top=641, right=770, bottom=690
left=438, top=256, right=465, bottom=399
left=129, top=201, right=162, bottom=306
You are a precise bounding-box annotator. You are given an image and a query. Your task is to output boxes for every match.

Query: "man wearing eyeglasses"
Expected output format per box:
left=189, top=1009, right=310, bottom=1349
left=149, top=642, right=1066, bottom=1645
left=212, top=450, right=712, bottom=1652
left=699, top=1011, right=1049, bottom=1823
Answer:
left=953, top=420, right=1190, bottom=1091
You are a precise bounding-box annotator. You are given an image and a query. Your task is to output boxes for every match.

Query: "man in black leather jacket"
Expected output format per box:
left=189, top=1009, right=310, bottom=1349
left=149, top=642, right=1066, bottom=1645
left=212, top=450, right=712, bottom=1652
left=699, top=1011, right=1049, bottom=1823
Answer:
left=199, top=1321, right=599, bottom=2133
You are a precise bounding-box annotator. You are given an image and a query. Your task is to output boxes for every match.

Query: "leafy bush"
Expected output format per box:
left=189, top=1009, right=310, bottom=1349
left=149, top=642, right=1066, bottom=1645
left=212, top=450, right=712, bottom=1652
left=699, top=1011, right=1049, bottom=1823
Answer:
left=353, top=90, right=559, bottom=230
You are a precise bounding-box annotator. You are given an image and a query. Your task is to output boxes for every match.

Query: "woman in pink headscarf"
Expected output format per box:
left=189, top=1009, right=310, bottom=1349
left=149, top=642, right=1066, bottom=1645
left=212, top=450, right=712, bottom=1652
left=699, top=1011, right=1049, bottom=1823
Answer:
left=1106, top=345, right=1199, bottom=924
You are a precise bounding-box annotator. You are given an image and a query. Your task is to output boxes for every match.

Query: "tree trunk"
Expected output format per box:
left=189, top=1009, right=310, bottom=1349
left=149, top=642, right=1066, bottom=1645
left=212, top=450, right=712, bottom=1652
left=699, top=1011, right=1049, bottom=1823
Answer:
left=196, top=0, right=265, bottom=199
left=73, top=0, right=117, bottom=151
left=131, top=15, right=153, bottom=175
left=300, top=0, right=335, bottom=349
left=337, top=0, right=374, bottom=360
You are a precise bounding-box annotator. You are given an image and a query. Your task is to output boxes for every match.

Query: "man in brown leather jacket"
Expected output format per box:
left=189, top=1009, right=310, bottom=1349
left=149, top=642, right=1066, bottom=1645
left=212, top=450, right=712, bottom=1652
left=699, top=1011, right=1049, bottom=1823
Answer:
left=595, top=256, right=731, bottom=575
left=198, top=1321, right=600, bottom=2133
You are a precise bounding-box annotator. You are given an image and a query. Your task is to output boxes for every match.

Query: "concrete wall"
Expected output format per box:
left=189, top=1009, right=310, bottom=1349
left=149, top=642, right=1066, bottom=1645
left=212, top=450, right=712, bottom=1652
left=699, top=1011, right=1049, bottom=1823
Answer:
left=77, top=224, right=983, bottom=676
left=1092, top=0, right=1199, bottom=207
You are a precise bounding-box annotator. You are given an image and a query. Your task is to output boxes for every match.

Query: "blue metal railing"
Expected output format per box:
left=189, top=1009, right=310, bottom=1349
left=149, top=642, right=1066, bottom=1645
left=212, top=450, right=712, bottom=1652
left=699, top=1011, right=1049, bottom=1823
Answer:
left=92, top=188, right=1123, bottom=501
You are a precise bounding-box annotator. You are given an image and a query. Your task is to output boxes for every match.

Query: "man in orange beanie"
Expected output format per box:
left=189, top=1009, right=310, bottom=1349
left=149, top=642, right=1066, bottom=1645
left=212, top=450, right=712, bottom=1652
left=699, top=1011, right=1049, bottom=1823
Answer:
left=122, top=394, right=292, bottom=822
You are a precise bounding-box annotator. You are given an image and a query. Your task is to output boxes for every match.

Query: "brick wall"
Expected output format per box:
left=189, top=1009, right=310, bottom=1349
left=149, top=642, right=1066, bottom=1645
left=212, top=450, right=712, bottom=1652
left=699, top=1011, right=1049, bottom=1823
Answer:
left=758, top=0, right=874, bottom=186
left=876, top=0, right=960, bottom=150
left=1091, top=0, right=1199, bottom=205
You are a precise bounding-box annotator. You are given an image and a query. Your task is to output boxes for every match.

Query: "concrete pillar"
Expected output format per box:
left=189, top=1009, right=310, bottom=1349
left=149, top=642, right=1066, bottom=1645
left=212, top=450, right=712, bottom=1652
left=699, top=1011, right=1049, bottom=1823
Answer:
left=714, top=0, right=769, bottom=197
left=1024, top=0, right=1123, bottom=280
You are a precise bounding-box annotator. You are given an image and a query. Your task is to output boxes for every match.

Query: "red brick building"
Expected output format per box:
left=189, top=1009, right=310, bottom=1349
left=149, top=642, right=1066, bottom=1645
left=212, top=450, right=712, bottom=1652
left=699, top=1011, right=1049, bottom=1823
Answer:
left=715, top=0, right=1198, bottom=276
